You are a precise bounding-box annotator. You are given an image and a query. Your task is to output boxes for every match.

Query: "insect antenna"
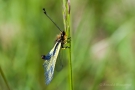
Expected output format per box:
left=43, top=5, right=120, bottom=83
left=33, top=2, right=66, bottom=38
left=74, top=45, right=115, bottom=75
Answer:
left=43, top=8, right=62, bottom=32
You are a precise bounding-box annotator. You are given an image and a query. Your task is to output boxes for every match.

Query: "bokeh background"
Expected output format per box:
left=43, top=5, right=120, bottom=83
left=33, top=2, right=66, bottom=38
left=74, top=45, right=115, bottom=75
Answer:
left=0, top=0, right=135, bottom=90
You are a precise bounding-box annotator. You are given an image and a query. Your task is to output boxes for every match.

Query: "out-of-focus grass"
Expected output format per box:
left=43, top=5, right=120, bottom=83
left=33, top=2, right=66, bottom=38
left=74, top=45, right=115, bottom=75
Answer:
left=0, top=0, right=135, bottom=90
left=71, top=0, right=135, bottom=90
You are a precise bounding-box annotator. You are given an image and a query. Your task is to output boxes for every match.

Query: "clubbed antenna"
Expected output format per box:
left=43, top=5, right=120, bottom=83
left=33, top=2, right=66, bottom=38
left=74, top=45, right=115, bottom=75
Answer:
left=43, top=8, right=62, bottom=32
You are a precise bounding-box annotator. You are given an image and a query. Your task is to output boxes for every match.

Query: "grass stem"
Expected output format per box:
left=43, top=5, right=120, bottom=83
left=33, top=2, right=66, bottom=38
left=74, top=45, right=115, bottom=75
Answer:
left=0, top=66, right=11, bottom=90
left=63, top=0, right=73, bottom=90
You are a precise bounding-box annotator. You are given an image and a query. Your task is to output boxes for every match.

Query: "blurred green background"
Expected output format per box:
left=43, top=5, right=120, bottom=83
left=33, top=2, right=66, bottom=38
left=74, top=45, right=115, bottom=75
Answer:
left=0, top=0, right=135, bottom=90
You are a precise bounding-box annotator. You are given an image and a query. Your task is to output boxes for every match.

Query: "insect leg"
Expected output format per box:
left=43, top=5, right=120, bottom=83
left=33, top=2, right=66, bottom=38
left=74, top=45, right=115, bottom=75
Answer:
left=67, top=37, right=71, bottom=43
left=61, top=44, right=70, bottom=49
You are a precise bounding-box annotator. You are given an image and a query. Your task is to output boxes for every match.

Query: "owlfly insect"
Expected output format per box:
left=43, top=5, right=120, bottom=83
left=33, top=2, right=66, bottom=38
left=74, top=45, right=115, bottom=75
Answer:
left=41, top=8, right=70, bottom=84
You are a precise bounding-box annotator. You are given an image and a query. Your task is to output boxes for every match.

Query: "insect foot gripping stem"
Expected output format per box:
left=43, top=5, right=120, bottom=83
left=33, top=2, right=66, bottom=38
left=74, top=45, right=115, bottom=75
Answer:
left=67, top=37, right=71, bottom=43
left=61, top=46, right=70, bottom=49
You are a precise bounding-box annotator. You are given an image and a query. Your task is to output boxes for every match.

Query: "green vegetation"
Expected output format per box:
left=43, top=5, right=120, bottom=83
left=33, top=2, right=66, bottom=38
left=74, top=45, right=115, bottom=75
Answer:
left=0, top=0, right=135, bottom=90
left=63, top=0, right=73, bottom=90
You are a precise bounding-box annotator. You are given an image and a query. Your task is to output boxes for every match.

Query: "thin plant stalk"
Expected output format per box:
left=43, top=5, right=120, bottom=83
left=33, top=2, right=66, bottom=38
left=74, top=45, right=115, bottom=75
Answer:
left=0, top=66, right=11, bottom=90
left=63, top=0, right=73, bottom=90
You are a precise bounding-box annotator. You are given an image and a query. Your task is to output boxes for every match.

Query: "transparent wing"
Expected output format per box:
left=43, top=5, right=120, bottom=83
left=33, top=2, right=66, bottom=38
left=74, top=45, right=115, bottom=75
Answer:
left=55, top=49, right=64, bottom=72
left=43, top=42, right=61, bottom=84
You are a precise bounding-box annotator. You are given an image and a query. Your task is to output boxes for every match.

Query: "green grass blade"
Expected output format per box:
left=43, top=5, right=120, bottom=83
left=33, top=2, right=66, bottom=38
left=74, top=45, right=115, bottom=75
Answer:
left=63, top=0, right=73, bottom=90
left=0, top=66, right=11, bottom=90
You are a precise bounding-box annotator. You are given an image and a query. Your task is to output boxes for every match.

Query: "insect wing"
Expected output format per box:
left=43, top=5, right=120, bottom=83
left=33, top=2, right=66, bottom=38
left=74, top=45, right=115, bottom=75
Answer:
left=55, top=49, right=65, bottom=71
left=43, top=42, right=61, bottom=84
